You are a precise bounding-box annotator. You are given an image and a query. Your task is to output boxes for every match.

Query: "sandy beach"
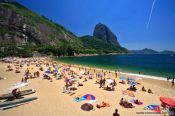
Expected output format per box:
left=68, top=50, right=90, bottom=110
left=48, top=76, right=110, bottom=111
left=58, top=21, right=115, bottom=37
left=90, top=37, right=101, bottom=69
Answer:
left=0, top=57, right=175, bottom=116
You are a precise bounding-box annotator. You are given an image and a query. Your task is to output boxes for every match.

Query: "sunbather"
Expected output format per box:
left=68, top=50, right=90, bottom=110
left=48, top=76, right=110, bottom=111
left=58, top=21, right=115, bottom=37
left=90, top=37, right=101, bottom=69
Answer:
left=119, top=98, right=124, bottom=106
left=148, top=89, right=153, bottom=94
left=142, top=86, right=146, bottom=92
left=78, top=82, right=83, bottom=86
left=120, top=98, right=134, bottom=108
left=96, top=101, right=110, bottom=108
left=120, top=80, right=125, bottom=84
left=123, top=100, right=134, bottom=108
left=127, top=85, right=137, bottom=91
left=134, top=99, right=143, bottom=105
left=15, top=70, right=20, bottom=73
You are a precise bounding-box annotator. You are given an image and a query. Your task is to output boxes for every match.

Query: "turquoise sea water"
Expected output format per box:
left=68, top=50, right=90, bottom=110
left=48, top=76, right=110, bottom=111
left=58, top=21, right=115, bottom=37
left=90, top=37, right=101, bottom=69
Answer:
left=58, top=54, right=175, bottom=77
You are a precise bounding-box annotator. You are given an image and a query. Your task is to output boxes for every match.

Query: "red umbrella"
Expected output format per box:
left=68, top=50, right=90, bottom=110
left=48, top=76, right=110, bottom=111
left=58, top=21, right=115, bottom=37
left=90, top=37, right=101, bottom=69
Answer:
left=160, top=97, right=175, bottom=107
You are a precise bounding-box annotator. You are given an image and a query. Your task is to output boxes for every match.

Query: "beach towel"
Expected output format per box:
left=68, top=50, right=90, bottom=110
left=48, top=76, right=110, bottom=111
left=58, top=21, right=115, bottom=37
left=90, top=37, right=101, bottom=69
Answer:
left=128, top=99, right=143, bottom=105
left=147, top=105, right=161, bottom=113
left=9, top=82, right=28, bottom=91
left=74, top=97, right=86, bottom=102
left=122, top=90, right=135, bottom=97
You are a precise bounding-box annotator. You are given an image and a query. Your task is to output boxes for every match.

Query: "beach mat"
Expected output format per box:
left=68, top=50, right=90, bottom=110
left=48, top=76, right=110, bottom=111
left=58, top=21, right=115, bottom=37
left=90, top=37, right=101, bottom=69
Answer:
left=74, top=97, right=86, bottom=102
left=128, top=99, right=143, bottom=105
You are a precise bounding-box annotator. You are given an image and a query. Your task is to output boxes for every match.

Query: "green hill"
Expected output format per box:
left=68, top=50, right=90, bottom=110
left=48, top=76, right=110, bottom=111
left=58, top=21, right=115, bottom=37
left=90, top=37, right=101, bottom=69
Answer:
left=79, top=35, right=128, bottom=54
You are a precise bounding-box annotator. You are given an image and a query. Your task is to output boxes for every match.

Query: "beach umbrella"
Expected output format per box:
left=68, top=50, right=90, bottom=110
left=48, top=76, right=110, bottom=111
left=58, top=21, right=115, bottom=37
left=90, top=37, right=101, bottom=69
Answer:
left=119, top=77, right=126, bottom=80
left=147, top=105, right=160, bottom=113
left=81, top=103, right=94, bottom=111
left=50, top=67, right=54, bottom=71
left=88, top=100, right=97, bottom=104
left=53, top=70, right=58, bottom=73
left=83, top=94, right=96, bottom=100
left=45, top=70, right=51, bottom=74
left=129, top=81, right=137, bottom=86
left=106, top=79, right=113, bottom=84
left=128, top=78, right=135, bottom=81
left=160, top=97, right=175, bottom=107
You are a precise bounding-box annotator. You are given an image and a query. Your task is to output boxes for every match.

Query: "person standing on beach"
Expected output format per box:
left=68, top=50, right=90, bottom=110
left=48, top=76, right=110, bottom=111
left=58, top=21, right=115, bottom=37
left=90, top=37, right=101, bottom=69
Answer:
left=115, top=70, right=118, bottom=78
left=167, top=76, right=170, bottom=82
left=100, top=78, right=103, bottom=88
left=172, top=78, right=174, bottom=87
left=102, top=78, right=106, bottom=87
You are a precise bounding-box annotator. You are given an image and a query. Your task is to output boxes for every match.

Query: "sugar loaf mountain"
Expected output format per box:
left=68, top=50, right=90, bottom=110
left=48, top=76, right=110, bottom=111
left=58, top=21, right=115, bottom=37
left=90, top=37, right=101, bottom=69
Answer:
left=0, top=1, right=127, bottom=57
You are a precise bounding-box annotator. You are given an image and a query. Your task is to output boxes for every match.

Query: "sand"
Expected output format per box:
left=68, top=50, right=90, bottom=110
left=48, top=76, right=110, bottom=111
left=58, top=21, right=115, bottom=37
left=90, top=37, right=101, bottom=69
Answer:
left=0, top=57, right=174, bottom=116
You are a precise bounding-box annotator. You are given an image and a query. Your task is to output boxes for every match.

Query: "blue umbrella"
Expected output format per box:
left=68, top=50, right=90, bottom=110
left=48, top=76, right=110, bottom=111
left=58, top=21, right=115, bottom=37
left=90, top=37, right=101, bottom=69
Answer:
left=83, top=94, right=96, bottom=100
left=130, top=81, right=137, bottom=86
left=119, top=77, right=126, bottom=80
left=128, top=78, right=135, bottom=81
left=45, top=70, right=51, bottom=73
left=53, top=70, right=58, bottom=73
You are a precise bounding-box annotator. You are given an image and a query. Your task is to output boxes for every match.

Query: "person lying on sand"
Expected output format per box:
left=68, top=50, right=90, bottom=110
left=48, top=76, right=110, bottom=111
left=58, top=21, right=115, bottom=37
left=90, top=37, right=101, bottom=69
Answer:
left=123, top=100, right=134, bottom=108
left=15, top=70, right=20, bottom=73
left=0, top=77, right=6, bottom=80
left=6, top=68, right=13, bottom=71
left=16, top=67, right=20, bottom=69
left=119, top=80, right=126, bottom=84
left=39, top=67, right=43, bottom=71
left=78, top=82, right=83, bottom=86
left=127, top=85, right=137, bottom=92
left=142, top=86, right=146, bottom=92
left=119, top=98, right=134, bottom=108
left=119, top=98, right=124, bottom=106
left=79, top=76, right=83, bottom=79
left=7, top=65, right=11, bottom=68
left=83, top=78, right=87, bottom=82
left=96, top=101, right=110, bottom=108
left=134, top=99, right=143, bottom=105
left=105, top=85, right=115, bottom=91
left=89, top=76, right=93, bottom=79
left=148, top=89, right=153, bottom=94
left=96, top=79, right=100, bottom=84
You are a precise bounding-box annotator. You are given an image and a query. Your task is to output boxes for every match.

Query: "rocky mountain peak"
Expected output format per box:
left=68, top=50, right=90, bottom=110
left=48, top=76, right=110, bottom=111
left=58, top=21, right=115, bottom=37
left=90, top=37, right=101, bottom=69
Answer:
left=93, top=23, right=120, bottom=46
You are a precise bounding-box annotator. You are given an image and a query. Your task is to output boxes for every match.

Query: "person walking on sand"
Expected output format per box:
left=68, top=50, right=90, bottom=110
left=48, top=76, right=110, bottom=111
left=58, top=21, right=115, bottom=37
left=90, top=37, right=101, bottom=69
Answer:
left=115, top=70, right=118, bottom=78
left=172, top=78, right=174, bottom=87
left=113, top=109, right=120, bottom=116
left=104, top=72, right=106, bottom=77
left=36, top=71, right=40, bottom=77
left=99, top=78, right=103, bottom=88
left=102, top=78, right=106, bottom=87
left=167, top=76, right=170, bottom=82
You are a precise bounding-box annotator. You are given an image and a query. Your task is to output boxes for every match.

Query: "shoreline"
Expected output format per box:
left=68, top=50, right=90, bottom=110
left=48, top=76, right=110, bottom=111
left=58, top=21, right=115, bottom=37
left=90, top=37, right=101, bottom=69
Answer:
left=57, top=60, right=168, bottom=81
left=58, top=52, right=127, bottom=57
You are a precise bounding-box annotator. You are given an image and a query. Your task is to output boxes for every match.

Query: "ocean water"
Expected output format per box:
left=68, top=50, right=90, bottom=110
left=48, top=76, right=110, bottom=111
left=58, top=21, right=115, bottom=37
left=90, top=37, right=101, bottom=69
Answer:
left=58, top=54, right=175, bottom=78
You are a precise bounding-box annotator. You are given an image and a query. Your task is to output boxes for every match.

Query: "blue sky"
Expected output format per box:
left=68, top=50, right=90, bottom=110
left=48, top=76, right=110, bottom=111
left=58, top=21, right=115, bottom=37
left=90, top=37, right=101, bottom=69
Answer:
left=16, top=0, right=175, bottom=51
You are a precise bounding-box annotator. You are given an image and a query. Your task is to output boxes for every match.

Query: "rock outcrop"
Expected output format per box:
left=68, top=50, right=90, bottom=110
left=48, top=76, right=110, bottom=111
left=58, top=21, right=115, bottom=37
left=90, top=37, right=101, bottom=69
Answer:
left=93, top=23, right=120, bottom=46
left=0, top=2, right=81, bottom=46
